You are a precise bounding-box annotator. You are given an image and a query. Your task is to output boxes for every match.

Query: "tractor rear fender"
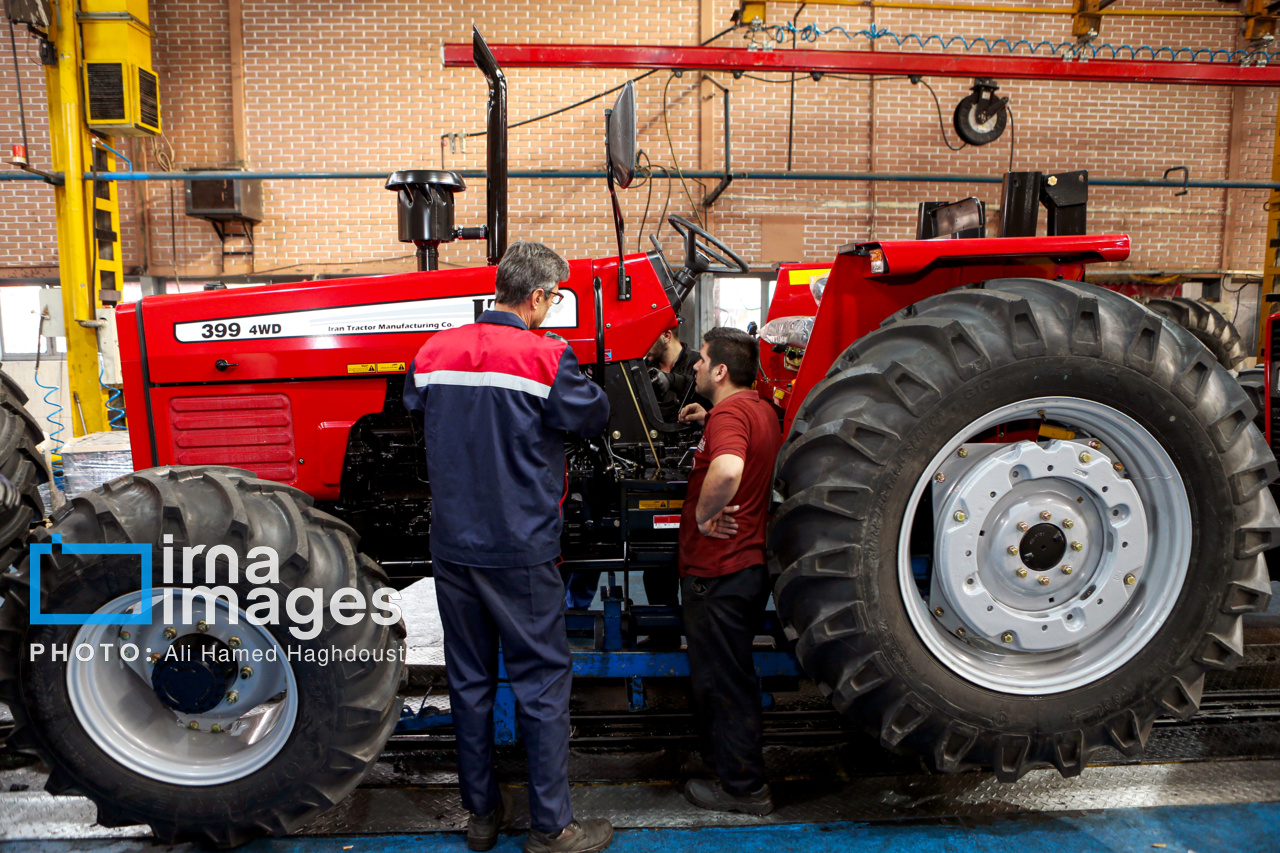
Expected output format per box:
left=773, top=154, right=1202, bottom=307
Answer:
left=779, top=235, right=1131, bottom=431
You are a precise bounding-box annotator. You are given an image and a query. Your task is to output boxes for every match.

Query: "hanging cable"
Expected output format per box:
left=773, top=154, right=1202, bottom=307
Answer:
left=8, top=21, right=31, bottom=164
left=786, top=3, right=806, bottom=171
left=1006, top=105, right=1016, bottom=173
left=662, top=72, right=703, bottom=228
left=151, top=134, right=181, bottom=288
left=451, top=25, right=743, bottom=143
left=912, top=77, right=968, bottom=152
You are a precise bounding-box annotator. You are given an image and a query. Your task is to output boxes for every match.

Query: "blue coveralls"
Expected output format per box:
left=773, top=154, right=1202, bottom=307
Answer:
left=404, top=309, right=610, bottom=834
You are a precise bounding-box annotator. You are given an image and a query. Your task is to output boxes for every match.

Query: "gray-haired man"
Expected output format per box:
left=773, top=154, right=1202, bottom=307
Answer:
left=404, top=241, right=612, bottom=853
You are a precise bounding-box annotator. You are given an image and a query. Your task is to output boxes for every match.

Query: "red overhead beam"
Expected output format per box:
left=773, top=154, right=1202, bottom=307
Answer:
left=440, top=43, right=1280, bottom=87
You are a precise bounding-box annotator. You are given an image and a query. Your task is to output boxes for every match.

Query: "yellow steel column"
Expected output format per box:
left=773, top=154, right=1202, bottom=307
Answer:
left=43, top=6, right=110, bottom=435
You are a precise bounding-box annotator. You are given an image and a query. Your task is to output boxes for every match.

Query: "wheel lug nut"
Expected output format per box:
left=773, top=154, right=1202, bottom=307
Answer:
left=1015, top=567, right=1028, bottom=578
left=1061, top=565, right=1073, bottom=575
left=163, top=627, right=177, bottom=640
left=228, top=636, right=242, bottom=649
left=956, top=627, right=966, bottom=637
left=1039, top=511, right=1051, bottom=521
left=149, top=652, right=162, bottom=664
left=1007, top=546, right=1019, bottom=556
left=118, top=630, right=130, bottom=640
left=1062, top=518, right=1074, bottom=529
left=1001, top=632, right=1014, bottom=643
left=196, top=620, right=209, bottom=633
left=1124, top=573, right=1136, bottom=586
left=957, top=447, right=968, bottom=458
left=953, top=511, right=967, bottom=522
left=225, top=691, right=239, bottom=705
left=188, top=721, right=199, bottom=731
left=1017, top=521, right=1029, bottom=531
left=1079, top=452, right=1092, bottom=463
left=934, top=472, right=946, bottom=483
left=1037, top=576, right=1050, bottom=586
left=210, top=724, right=222, bottom=734
left=933, top=606, right=944, bottom=617
left=1113, top=462, right=1124, bottom=473
left=1071, top=541, right=1083, bottom=552
left=1088, top=440, right=1101, bottom=450
left=240, top=666, right=253, bottom=679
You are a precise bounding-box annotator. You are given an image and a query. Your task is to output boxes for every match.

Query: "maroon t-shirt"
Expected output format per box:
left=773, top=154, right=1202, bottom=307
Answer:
left=678, top=390, right=784, bottom=578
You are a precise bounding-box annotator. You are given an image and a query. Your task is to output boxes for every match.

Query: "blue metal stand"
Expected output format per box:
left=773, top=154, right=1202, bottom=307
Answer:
left=396, top=573, right=800, bottom=738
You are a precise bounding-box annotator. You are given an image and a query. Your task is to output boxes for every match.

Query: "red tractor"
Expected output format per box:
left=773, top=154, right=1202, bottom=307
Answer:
left=0, top=30, right=1275, bottom=846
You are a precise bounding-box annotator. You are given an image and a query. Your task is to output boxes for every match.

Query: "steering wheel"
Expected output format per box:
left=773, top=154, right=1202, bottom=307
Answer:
left=668, top=214, right=750, bottom=275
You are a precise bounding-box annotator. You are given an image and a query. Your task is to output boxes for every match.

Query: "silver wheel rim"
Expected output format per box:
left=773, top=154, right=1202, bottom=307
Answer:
left=897, top=396, right=1192, bottom=695
left=67, top=589, right=299, bottom=786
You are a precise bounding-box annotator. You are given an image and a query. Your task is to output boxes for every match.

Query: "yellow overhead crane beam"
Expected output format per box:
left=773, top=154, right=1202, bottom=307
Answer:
left=39, top=0, right=160, bottom=437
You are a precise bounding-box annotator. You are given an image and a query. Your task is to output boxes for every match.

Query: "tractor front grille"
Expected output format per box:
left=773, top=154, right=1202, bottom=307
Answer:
left=86, top=63, right=125, bottom=122
left=168, top=393, right=297, bottom=482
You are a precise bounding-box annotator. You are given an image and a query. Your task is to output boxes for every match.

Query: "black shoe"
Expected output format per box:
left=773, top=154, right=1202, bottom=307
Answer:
left=523, top=818, right=614, bottom=853
left=468, top=786, right=512, bottom=852
left=683, top=778, right=774, bottom=816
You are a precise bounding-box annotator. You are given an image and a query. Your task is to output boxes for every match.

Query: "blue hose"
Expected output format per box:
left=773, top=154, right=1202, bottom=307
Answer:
left=751, top=22, right=1280, bottom=65
left=100, top=363, right=126, bottom=430
left=32, top=367, right=65, bottom=490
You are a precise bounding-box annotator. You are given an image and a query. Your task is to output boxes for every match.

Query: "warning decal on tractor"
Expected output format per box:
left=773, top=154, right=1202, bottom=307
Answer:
left=347, top=362, right=407, bottom=374
left=174, top=290, right=578, bottom=343
left=652, top=515, right=681, bottom=529
left=638, top=500, right=684, bottom=510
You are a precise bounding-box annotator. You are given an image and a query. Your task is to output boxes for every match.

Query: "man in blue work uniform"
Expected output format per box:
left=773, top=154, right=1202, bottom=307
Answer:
left=404, top=241, right=613, bottom=853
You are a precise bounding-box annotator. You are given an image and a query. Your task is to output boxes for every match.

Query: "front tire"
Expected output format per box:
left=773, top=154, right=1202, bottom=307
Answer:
left=770, top=278, right=1278, bottom=780
left=0, top=466, right=406, bottom=846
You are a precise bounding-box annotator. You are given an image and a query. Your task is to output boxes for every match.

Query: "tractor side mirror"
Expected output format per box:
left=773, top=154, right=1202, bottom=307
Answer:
left=607, top=81, right=637, bottom=189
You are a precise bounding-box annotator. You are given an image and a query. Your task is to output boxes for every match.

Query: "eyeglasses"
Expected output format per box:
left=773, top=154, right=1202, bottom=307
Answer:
left=541, top=288, right=564, bottom=305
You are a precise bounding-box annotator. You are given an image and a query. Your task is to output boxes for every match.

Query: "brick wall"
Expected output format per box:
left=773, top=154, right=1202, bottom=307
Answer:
left=1, top=0, right=1276, bottom=279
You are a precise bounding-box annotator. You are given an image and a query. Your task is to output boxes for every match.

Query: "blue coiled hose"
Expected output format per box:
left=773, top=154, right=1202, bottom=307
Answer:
left=32, top=367, right=65, bottom=490
left=100, top=363, right=126, bottom=430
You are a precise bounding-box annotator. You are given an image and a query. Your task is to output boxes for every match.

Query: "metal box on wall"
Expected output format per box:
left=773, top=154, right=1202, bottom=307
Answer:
left=184, top=179, right=265, bottom=222
left=80, top=0, right=161, bottom=136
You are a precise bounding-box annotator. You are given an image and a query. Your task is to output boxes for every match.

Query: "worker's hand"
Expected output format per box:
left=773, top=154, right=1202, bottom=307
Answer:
left=679, top=403, right=707, bottom=426
left=0, top=474, right=21, bottom=514
left=648, top=366, right=672, bottom=397
left=697, top=505, right=739, bottom=539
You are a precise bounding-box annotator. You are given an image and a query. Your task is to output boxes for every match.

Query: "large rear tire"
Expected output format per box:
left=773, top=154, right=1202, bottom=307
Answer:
left=1143, top=295, right=1248, bottom=373
left=0, top=465, right=405, bottom=846
left=1237, top=367, right=1266, bottom=434
left=770, top=278, right=1278, bottom=780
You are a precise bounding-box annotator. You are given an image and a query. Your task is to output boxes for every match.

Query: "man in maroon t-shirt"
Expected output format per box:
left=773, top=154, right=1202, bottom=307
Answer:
left=675, top=327, right=783, bottom=816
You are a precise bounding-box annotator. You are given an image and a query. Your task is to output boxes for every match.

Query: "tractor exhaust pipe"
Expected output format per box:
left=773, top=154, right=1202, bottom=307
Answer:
left=473, top=27, right=507, bottom=265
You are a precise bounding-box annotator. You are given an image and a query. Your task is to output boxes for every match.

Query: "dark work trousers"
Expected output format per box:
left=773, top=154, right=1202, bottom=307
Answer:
left=681, top=564, right=771, bottom=796
left=433, top=557, right=573, bottom=835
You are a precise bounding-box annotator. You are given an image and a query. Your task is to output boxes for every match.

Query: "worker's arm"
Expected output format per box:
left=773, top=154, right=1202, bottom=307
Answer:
left=679, top=402, right=707, bottom=426
left=402, top=360, right=426, bottom=432
left=696, top=453, right=744, bottom=539
left=544, top=345, right=611, bottom=437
